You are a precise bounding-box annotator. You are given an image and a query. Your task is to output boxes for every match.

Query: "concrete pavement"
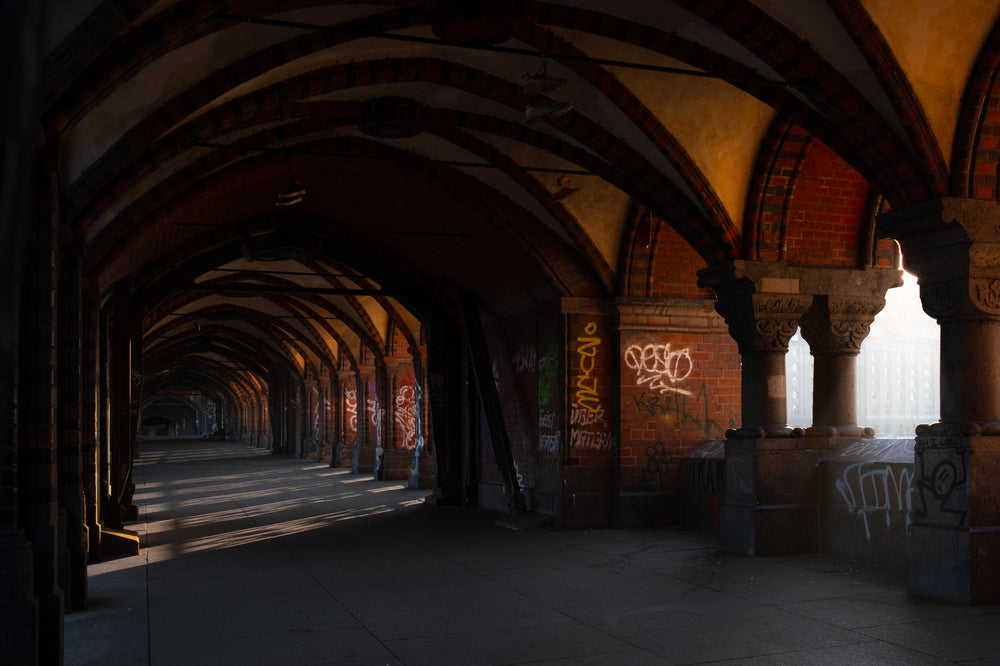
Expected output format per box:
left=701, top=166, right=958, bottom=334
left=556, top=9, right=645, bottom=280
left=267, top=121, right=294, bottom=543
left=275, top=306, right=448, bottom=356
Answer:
left=64, top=438, right=1000, bottom=665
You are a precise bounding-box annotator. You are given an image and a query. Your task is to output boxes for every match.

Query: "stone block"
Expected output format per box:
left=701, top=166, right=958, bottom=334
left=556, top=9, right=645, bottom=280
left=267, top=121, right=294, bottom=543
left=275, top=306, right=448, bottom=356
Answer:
left=753, top=504, right=818, bottom=555
left=970, top=529, right=1000, bottom=604
left=756, top=448, right=820, bottom=505
left=908, top=524, right=970, bottom=604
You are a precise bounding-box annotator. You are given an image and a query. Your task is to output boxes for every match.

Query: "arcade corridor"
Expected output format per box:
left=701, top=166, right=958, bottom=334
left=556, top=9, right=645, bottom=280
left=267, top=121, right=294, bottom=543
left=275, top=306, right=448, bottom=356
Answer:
left=65, top=438, right=1000, bottom=665
left=7, top=2, right=1000, bottom=663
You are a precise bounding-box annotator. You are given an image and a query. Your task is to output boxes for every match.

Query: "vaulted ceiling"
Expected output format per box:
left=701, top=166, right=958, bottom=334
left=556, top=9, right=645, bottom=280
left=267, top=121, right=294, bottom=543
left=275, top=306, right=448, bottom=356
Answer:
left=39, top=0, right=1000, bottom=402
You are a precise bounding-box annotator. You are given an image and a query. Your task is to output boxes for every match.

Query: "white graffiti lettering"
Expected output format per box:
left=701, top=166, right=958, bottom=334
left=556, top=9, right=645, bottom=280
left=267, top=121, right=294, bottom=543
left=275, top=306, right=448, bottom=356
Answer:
left=570, top=402, right=607, bottom=428
left=835, top=463, right=914, bottom=541
left=624, top=343, right=694, bottom=396
left=512, top=347, right=537, bottom=374
left=345, top=389, right=358, bottom=432
left=569, top=429, right=615, bottom=451
left=395, top=385, right=416, bottom=448
left=539, top=431, right=562, bottom=453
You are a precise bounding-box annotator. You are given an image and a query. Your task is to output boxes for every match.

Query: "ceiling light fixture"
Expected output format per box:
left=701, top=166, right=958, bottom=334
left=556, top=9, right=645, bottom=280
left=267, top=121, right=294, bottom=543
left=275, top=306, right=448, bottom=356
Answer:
left=276, top=151, right=305, bottom=207
left=524, top=57, right=572, bottom=122
left=275, top=181, right=305, bottom=207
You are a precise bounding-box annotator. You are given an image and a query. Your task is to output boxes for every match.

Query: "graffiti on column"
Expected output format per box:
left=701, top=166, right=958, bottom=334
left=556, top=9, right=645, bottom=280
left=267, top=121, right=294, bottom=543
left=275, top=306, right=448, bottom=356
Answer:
left=345, top=389, right=358, bottom=432
left=569, top=321, right=614, bottom=451
left=624, top=343, right=693, bottom=396
left=633, top=382, right=734, bottom=439
left=913, top=447, right=968, bottom=527
left=538, top=349, right=557, bottom=406
left=513, top=346, right=536, bottom=375
left=395, top=384, right=416, bottom=448
left=835, top=463, right=914, bottom=541
left=575, top=322, right=602, bottom=414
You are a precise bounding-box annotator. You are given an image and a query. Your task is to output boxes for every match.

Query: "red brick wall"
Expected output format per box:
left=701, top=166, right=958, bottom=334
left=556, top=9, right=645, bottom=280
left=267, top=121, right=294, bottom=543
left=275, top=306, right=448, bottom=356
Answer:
left=390, top=370, right=416, bottom=449
left=624, top=215, right=716, bottom=299
left=785, top=140, right=869, bottom=266
left=617, top=304, right=740, bottom=526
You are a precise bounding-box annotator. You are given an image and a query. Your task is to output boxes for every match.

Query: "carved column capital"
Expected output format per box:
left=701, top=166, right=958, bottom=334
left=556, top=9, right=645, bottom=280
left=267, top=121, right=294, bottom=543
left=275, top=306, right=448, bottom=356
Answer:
left=698, top=260, right=812, bottom=353
left=879, top=197, right=1000, bottom=321
left=799, top=296, right=886, bottom=355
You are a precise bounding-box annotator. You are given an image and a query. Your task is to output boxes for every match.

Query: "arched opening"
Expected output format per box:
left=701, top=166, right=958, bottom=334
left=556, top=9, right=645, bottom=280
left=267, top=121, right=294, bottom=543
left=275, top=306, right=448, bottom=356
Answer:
left=787, top=270, right=940, bottom=435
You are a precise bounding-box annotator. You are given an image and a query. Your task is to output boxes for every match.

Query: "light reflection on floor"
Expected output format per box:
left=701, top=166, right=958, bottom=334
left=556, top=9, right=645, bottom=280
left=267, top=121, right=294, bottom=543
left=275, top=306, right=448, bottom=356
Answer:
left=122, top=438, right=429, bottom=561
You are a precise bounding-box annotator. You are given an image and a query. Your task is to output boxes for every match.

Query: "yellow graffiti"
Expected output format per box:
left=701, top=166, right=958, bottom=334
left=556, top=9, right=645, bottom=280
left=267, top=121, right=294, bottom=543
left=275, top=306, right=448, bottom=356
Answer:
left=576, top=321, right=602, bottom=414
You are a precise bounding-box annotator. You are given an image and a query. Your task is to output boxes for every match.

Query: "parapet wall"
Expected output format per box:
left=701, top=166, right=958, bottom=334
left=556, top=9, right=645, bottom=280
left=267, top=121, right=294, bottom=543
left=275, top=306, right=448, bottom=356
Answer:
left=682, top=438, right=915, bottom=569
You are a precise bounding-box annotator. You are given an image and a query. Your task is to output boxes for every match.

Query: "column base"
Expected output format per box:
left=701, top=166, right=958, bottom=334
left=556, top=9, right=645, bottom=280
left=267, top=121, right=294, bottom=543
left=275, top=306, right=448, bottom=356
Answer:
left=721, top=436, right=819, bottom=556
left=907, top=430, right=1000, bottom=604
left=0, top=532, right=38, bottom=665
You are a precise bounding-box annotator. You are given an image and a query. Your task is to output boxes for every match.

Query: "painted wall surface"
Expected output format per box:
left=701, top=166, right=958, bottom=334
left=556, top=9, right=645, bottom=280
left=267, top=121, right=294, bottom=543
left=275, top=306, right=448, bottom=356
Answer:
left=393, top=373, right=417, bottom=449
left=618, top=309, right=740, bottom=527
left=563, top=313, right=616, bottom=527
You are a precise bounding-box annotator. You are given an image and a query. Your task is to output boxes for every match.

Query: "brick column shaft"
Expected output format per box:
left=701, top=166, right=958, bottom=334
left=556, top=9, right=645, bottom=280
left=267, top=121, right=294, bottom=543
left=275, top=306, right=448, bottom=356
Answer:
left=57, top=233, right=88, bottom=610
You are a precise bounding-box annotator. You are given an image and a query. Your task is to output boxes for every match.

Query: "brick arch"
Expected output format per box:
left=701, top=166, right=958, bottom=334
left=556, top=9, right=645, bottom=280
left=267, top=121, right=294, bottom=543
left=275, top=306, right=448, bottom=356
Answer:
left=147, top=302, right=329, bottom=378
left=198, top=271, right=383, bottom=358
left=617, top=202, right=714, bottom=299
left=131, top=211, right=452, bottom=332
left=675, top=0, right=932, bottom=207
left=516, top=22, right=740, bottom=263
left=66, top=51, right=725, bottom=278
left=747, top=120, right=875, bottom=268
left=295, top=253, right=422, bottom=359
left=745, top=121, right=811, bottom=261
left=827, top=0, right=948, bottom=198
left=87, top=137, right=608, bottom=301
left=43, top=2, right=432, bottom=132
left=951, top=17, right=1000, bottom=200
left=55, top=10, right=746, bottom=270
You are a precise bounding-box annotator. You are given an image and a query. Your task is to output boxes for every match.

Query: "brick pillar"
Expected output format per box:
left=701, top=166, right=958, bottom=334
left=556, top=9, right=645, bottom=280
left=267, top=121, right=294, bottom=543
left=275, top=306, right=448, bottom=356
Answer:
left=302, top=378, right=316, bottom=459
left=335, top=369, right=355, bottom=468
left=57, top=231, right=88, bottom=610
left=17, top=161, right=64, bottom=664
left=384, top=354, right=416, bottom=481
left=104, top=280, right=140, bottom=526
left=409, top=345, right=434, bottom=490
left=355, top=363, right=377, bottom=474
left=372, top=363, right=388, bottom=480
left=561, top=301, right=616, bottom=528
left=0, top=3, right=46, bottom=659
left=315, top=376, right=326, bottom=461
left=425, top=325, right=463, bottom=504
left=699, top=261, right=813, bottom=555
left=797, top=268, right=903, bottom=438
left=879, top=197, right=1000, bottom=604
left=82, top=284, right=102, bottom=560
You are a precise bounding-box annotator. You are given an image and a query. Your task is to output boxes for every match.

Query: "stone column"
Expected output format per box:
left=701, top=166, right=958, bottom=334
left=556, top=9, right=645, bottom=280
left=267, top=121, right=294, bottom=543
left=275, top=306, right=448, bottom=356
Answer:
left=878, top=197, right=1000, bottom=604
left=698, top=261, right=813, bottom=555
left=797, top=268, right=903, bottom=438
left=699, top=261, right=812, bottom=435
